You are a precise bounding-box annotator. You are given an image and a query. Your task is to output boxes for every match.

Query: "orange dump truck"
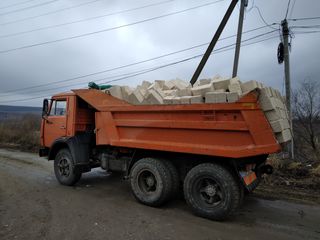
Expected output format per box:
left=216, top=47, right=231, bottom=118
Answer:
left=39, top=88, right=280, bottom=220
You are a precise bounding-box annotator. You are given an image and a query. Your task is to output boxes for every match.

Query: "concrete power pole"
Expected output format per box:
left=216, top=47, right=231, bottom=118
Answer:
left=281, top=19, right=294, bottom=159
left=232, top=0, right=247, bottom=77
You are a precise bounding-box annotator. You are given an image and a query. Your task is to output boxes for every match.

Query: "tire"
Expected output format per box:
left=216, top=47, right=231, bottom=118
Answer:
left=54, top=148, right=82, bottom=186
left=162, top=159, right=180, bottom=199
left=183, top=163, right=240, bottom=221
left=130, top=158, right=172, bottom=207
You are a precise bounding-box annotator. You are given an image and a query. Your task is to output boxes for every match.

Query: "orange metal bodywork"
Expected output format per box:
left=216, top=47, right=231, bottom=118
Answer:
left=68, top=89, right=281, bottom=159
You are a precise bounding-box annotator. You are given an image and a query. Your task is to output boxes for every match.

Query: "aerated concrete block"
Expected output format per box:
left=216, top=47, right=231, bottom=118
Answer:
left=205, top=92, right=227, bottom=103
left=128, top=89, right=144, bottom=105
left=259, top=97, right=278, bottom=111
left=241, top=80, right=262, bottom=93
left=120, top=86, right=133, bottom=101
left=163, top=96, right=174, bottom=104
left=176, top=87, right=192, bottom=97
left=141, top=81, right=152, bottom=89
left=226, top=92, right=239, bottom=103
left=229, top=76, right=241, bottom=85
left=169, top=79, right=189, bottom=90
left=172, top=97, right=181, bottom=104
left=276, top=129, right=292, bottom=143
left=199, top=79, right=211, bottom=85
left=191, top=83, right=214, bottom=97
left=211, top=78, right=231, bottom=91
left=108, top=86, right=123, bottom=100
left=145, top=89, right=163, bottom=105
left=270, top=119, right=290, bottom=133
left=190, top=95, right=203, bottom=104
left=163, top=80, right=175, bottom=90
left=180, top=96, right=192, bottom=104
left=163, top=89, right=177, bottom=97
left=228, top=83, right=242, bottom=95
left=264, top=108, right=287, bottom=122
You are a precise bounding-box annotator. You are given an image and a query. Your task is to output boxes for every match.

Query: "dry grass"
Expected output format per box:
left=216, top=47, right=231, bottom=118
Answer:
left=0, top=114, right=40, bottom=152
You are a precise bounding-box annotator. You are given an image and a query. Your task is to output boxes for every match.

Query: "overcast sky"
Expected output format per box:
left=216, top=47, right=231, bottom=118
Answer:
left=0, top=0, right=319, bottom=106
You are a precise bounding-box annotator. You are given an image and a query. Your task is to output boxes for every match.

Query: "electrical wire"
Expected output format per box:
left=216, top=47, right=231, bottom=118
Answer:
left=0, top=0, right=226, bottom=54
left=0, top=0, right=38, bottom=10
left=0, top=0, right=174, bottom=39
left=0, top=0, right=102, bottom=26
left=252, top=6, right=279, bottom=30
left=285, top=0, right=291, bottom=19
left=291, top=25, right=320, bottom=29
left=288, top=16, right=320, bottom=21
left=0, top=26, right=276, bottom=96
left=288, top=0, right=296, bottom=19
left=0, top=0, right=59, bottom=17
left=0, top=30, right=279, bottom=103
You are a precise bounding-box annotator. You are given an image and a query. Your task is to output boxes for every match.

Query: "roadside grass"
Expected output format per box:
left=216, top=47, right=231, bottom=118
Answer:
left=0, top=114, right=40, bottom=152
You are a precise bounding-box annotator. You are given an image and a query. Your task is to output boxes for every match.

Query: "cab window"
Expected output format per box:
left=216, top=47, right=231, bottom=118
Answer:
left=50, top=100, right=67, bottom=116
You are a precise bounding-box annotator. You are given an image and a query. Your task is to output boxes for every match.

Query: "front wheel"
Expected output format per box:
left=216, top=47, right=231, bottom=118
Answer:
left=54, top=148, right=81, bottom=186
left=183, top=163, right=240, bottom=221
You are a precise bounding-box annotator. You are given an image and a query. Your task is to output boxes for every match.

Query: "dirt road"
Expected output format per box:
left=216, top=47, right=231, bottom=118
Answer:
left=0, top=149, right=319, bottom=240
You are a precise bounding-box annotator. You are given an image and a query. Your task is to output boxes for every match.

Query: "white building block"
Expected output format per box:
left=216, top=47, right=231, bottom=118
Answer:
left=141, top=81, right=152, bottom=89
left=270, top=119, right=290, bottom=133
left=163, top=96, right=174, bottom=104
left=191, top=83, right=214, bottom=97
left=199, top=79, right=211, bottom=85
left=163, top=80, right=175, bottom=90
left=180, top=96, right=192, bottom=104
left=276, top=129, right=292, bottom=143
left=211, top=78, right=231, bottom=91
left=155, top=80, right=165, bottom=89
left=190, top=95, right=203, bottom=104
left=226, top=92, right=239, bottom=103
left=176, top=87, right=192, bottom=97
left=241, top=80, right=262, bottom=93
left=259, top=97, right=278, bottom=111
left=128, top=89, right=144, bottom=105
left=163, top=89, right=177, bottom=97
left=108, top=86, right=123, bottom=100
left=205, top=92, right=227, bottom=103
left=169, top=79, right=189, bottom=90
left=229, top=76, right=241, bottom=84
left=228, top=83, right=242, bottom=95
left=264, top=108, right=287, bottom=122
left=145, top=89, right=163, bottom=105
left=172, top=97, right=181, bottom=104
left=120, top=86, right=133, bottom=101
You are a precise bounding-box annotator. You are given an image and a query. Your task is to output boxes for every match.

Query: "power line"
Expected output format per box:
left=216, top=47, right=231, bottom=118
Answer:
left=0, top=34, right=279, bottom=104
left=0, top=0, right=58, bottom=17
left=288, top=16, right=320, bottom=21
left=0, top=0, right=174, bottom=39
left=0, top=0, right=38, bottom=10
left=0, top=0, right=226, bottom=54
left=288, top=0, right=296, bottom=19
left=252, top=6, right=279, bottom=30
left=0, top=30, right=278, bottom=102
left=285, top=0, right=291, bottom=19
left=0, top=25, right=274, bottom=96
left=291, top=25, right=320, bottom=29
left=0, top=0, right=102, bottom=26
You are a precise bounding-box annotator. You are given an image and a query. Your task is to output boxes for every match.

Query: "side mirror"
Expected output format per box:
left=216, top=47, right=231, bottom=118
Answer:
left=42, top=99, right=49, bottom=117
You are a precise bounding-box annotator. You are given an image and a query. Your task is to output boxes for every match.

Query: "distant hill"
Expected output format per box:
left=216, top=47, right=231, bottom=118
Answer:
left=0, top=105, right=41, bottom=120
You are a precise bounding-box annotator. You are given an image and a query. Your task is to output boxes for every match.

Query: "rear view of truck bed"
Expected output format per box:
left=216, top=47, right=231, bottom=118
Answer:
left=74, top=88, right=281, bottom=158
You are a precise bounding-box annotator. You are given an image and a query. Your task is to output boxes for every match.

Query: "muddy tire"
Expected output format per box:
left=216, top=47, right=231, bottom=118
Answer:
left=183, top=163, right=240, bottom=221
left=130, top=158, right=172, bottom=207
left=162, top=160, right=180, bottom=199
left=54, top=148, right=81, bottom=186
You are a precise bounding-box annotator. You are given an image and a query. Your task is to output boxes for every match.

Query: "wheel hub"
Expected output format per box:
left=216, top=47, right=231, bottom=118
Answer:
left=146, top=176, right=155, bottom=187
left=205, top=185, right=217, bottom=197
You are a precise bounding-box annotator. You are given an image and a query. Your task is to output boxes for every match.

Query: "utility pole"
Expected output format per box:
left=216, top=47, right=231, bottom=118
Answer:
left=232, top=0, right=247, bottom=77
left=281, top=19, right=294, bottom=159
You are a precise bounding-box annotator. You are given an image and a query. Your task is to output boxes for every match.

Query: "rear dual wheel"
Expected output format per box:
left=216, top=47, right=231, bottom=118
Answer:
left=183, top=163, right=241, bottom=221
left=130, top=158, right=178, bottom=207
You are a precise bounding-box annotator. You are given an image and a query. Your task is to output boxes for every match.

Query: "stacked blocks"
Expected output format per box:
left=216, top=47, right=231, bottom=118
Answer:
left=104, top=76, right=292, bottom=144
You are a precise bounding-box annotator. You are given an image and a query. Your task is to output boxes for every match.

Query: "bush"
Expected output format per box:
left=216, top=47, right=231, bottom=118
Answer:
left=0, top=114, right=40, bottom=152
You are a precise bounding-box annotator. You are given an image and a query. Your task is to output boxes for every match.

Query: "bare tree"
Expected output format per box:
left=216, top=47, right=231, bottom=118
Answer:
left=293, top=78, right=320, bottom=162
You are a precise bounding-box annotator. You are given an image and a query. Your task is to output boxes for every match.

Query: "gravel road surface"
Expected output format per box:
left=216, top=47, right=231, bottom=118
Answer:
left=0, top=149, right=319, bottom=240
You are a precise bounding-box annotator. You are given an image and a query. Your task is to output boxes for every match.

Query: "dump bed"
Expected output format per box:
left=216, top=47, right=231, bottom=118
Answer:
left=73, top=89, right=280, bottom=158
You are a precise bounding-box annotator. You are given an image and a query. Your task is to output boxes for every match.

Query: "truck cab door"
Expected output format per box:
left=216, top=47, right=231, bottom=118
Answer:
left=43, top=98, right=68, bottom=147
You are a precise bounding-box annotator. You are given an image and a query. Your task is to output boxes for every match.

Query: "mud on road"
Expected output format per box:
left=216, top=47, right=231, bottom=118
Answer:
left=0, top=148, right=319, bottom=240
